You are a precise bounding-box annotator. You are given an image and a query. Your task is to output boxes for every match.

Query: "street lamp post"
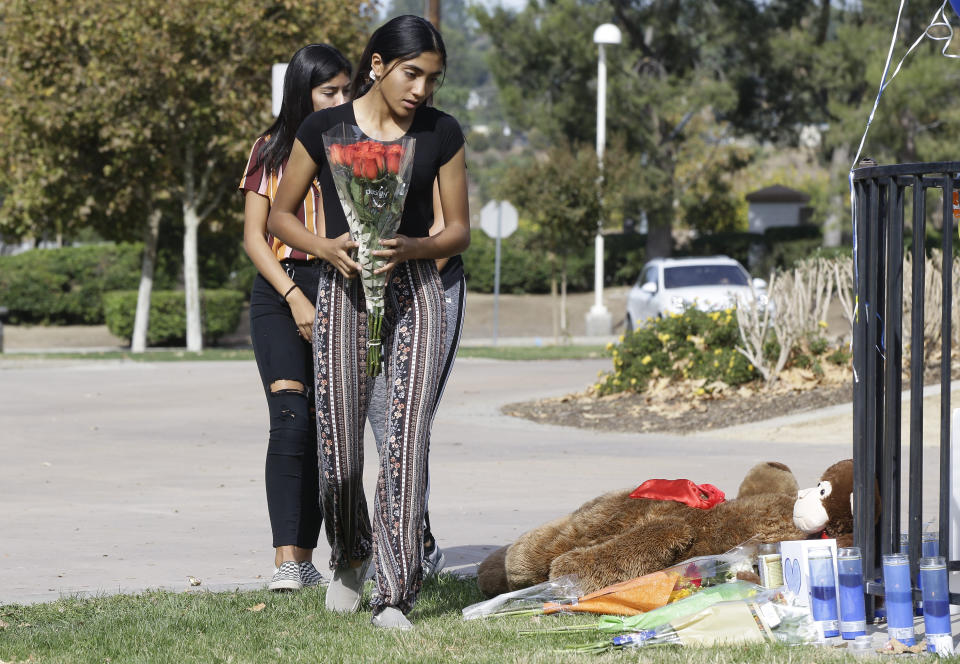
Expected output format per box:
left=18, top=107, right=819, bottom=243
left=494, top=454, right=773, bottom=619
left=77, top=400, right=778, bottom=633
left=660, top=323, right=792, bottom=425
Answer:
left=585, top=23, right=621, bottom=337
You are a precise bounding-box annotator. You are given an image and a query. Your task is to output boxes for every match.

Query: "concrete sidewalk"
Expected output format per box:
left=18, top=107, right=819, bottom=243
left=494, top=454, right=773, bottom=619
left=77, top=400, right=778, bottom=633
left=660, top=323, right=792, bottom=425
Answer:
left=0, top=356, right=946, bottom=606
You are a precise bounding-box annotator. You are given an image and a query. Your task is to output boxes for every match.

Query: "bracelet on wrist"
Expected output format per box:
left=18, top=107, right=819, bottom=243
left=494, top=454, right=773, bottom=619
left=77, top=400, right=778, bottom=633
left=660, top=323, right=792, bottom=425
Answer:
left=283, top=284, right=300, bottom=302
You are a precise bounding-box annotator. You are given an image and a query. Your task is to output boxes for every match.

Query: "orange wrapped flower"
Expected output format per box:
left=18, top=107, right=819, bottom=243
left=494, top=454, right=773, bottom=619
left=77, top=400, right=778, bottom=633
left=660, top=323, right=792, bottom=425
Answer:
left=543, top=571, right=679, bottom=616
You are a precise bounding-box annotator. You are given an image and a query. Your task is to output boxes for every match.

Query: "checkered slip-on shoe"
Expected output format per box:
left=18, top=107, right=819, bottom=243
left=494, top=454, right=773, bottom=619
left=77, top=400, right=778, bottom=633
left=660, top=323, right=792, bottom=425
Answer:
left=269, top=561, right=303, bottom=591
left=298, top=561, right=325, bottom=587
left=423, top=543, right=446, bottom=579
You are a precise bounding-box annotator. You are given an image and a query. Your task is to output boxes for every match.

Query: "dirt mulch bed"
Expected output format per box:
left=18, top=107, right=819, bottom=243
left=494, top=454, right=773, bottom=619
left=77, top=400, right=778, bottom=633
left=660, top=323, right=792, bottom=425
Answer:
left=504, top=381, right=854, bottom=434
left=505, top=360, right=960, bottom=434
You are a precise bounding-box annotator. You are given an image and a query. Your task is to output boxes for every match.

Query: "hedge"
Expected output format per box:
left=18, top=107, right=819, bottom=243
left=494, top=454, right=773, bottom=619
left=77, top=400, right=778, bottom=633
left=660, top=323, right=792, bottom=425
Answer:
left=462, top=229, right=645, bottom=294
left=0, top=243, right=144, bottom=324
left=681, top=226, right=826, bottom=278
left=103, top=289, right=244, bottom=346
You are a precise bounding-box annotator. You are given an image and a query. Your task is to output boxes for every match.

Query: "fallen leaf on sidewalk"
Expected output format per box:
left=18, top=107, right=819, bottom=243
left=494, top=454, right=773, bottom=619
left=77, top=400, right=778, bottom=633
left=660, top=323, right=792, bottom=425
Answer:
left=187, top=576, right=201, bottom=586
left=246, top=603, right=266, bottom=612
left=879, top=638, right=926, bottom=654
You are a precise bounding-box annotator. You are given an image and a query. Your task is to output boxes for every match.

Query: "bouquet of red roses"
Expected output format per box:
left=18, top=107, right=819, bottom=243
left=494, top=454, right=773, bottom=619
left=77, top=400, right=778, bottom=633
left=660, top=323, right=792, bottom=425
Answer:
left=322, top=124, right=416, bottom=376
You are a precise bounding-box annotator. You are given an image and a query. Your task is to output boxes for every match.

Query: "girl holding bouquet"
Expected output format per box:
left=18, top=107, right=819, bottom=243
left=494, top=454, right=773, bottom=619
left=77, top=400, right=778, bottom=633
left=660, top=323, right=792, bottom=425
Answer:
left=268, top=15, right=470, bottom=629
left=239, top=44, right=357, bottom=592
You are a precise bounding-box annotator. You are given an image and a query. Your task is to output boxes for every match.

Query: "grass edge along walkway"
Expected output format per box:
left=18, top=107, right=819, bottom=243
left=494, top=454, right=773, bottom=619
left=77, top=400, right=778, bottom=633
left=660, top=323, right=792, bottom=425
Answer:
left=0, top=345, right=607, bottom=363
left=0, top=575, right=899, bottom=664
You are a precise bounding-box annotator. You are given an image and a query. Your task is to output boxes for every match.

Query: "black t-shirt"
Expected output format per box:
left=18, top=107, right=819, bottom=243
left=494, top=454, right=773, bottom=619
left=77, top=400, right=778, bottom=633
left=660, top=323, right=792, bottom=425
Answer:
left=439, top=254, right=464, bottom=290
left=296, top=102, right=465, bottom=240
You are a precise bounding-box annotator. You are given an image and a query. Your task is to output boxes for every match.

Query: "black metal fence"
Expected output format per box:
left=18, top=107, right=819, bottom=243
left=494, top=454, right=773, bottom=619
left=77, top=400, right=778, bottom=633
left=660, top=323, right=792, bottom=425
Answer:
left=851, top=160, right=957, bottom=611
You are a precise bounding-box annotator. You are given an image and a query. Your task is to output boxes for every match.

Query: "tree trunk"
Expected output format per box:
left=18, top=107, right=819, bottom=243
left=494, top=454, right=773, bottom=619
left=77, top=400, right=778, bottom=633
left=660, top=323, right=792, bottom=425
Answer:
left=551, top=272, right=559, bottom=344
left=646, top=216, right=672, bottom=258
left=183, top=201, right=202, bottom=351
left=560, top=254, right=568, bottom=337
left=823, top=145, right=850, bottom=248
left=131, top=207, right=162, bottom=353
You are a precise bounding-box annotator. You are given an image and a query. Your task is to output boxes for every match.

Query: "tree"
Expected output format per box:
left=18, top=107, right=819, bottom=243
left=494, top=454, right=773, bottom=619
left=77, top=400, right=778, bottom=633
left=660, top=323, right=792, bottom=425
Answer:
left=498, top=145, right=599, bottom=338
left=0, top=0, right=374, bottom=350
left=474, top=0, right=822, bottom=256
left=762, top=0, right=960, bottom=243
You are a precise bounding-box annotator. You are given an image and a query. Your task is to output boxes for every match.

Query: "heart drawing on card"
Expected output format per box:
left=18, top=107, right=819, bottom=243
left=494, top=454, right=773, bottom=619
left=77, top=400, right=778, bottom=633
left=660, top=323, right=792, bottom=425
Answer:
left=783, top=557, right=802, bottom=594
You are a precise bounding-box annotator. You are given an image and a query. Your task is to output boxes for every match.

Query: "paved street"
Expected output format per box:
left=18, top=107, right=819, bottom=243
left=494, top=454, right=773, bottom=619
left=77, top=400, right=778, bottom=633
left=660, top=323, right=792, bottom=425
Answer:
left=0, top=356, right=949, bottom=606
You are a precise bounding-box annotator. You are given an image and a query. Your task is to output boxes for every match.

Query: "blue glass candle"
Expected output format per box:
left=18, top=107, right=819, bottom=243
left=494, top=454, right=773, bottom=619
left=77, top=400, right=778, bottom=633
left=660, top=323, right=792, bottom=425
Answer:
left=808, top=546, right=840, bottom=638
left=882, top=553, right=916, bottom=646
left=919, top=556, right=954, bottom=655
left=899, top=532, right=909, bottom=554
left=837, top=547, right=867, bottom=639
left=922, top=532, right=939, bottom=557
left=915, top=533, right=939, bottom=616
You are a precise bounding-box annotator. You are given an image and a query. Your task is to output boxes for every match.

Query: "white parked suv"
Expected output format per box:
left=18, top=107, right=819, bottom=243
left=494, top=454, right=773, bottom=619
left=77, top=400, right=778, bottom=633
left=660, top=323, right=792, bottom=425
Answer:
left=624, top=255, right=769, bottom=331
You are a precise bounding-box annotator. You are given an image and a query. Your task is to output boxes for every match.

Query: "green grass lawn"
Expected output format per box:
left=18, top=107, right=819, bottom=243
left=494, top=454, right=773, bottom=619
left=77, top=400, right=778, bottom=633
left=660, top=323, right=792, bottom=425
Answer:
left=457, top=345, right=606, bottom=361
left=0, top=345, right=606, bottom=363
left=0, top=348, right=257, bottom=362
left=0, top=576, right=904, bottom=663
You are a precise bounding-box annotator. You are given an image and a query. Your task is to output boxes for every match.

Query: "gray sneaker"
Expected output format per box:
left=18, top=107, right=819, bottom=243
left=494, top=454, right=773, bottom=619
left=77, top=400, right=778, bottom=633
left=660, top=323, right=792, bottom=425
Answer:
left=371, top=606, right=412, bottom=630
left=423, top=544, right=445, bottom=579
left=269, top=561, right=302, bottom=591
left=325, top=559, right=370, bottom=613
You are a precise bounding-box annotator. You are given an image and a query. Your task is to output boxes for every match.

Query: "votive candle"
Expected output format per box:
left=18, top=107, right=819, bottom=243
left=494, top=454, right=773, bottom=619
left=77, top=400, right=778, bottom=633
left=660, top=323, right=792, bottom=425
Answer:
left=919, top=556, right=953, bottom=656
left=837, top=547, right=866, bottom=639
left=882, top=553, right=916, bottom=646
left=808, top=546, right=839, bottom=638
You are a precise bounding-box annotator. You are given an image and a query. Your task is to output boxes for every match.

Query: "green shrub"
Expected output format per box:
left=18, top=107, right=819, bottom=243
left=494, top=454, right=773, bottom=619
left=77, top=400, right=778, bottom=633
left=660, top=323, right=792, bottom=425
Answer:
left=103, top=289, right=244, bottom=346
left=808, top=335, right=830, bottom=355
left=827, top=347, right=851, bottom=365
left=605, top=232, right=647, bottom=286
left=686, top=231, right=762, bottom=268
left=597, top=308, right=760, bottom=394
left=0, top=243, right=143, bottom=324
left=462, top=229, right=646, bottom=294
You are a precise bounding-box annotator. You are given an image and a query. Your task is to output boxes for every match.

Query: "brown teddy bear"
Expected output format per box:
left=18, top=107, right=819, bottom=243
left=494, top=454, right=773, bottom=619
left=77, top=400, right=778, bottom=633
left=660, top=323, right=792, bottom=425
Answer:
left=477, top=460, right=856, bottom=597
left=792, top=458, right=862, bottom=548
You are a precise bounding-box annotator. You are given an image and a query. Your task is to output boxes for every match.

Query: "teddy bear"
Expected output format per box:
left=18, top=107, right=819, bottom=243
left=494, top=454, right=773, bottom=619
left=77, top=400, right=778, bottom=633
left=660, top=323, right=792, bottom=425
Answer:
left=792, top=458, right=861, bottom=548
left=477, top=460, right=860, bottom=597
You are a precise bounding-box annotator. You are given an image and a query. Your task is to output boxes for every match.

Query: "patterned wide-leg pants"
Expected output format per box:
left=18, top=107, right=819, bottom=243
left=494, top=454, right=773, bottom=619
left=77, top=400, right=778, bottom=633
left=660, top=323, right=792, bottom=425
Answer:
left=313, top=259, right=446, bottom=614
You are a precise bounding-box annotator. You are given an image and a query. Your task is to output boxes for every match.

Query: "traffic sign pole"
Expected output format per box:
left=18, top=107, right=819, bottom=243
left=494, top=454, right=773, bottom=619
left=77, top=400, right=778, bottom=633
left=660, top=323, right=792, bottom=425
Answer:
left=480, top=199, right=517, bottom=346
left=493, top=206, right=501, bottom=345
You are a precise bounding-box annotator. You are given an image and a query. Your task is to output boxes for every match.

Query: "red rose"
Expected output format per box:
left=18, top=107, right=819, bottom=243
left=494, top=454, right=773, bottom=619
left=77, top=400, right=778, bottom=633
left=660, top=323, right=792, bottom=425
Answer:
left=386, top=152, right=400, bottom=174
left=343, top=144, right=357, bottom=166
left=361, top=158, right=378, bottom=179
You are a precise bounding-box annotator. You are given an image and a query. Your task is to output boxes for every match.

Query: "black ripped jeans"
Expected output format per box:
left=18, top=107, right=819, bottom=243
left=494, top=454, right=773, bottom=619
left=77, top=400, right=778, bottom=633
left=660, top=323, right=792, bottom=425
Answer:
left=249, top=261, right=323, bottom=549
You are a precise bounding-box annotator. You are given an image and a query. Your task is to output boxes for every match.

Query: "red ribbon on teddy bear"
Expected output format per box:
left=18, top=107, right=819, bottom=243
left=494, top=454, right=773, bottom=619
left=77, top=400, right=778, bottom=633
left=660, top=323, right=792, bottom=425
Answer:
left=628, top=479, right=726, bottom=509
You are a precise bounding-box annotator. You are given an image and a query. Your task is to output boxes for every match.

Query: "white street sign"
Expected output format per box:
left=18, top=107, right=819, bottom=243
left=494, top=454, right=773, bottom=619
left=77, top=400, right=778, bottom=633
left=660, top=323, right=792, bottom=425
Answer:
left=480, top=200, right=518, bottom=239
left=271, top=63, right=287, bottom=118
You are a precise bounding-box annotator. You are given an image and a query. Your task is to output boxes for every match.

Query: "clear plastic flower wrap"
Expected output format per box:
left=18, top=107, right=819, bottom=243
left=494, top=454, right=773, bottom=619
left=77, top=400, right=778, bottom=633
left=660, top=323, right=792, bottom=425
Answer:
left=534, top=580, right=764, bottom=635
left=462, top=575, right=582, bottom=620
left=321, top=124, right=416, bottom=376
left=568, top=588, right=820, bottom=653
left=659, top=538, right=760, bottom=603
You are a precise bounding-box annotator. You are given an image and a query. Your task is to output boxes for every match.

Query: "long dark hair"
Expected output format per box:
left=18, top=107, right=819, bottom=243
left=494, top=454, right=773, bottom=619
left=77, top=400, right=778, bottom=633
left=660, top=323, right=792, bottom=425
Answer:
left=351, top=15, right=446, bottom=100
left=257, top=44, right=351, bottom=175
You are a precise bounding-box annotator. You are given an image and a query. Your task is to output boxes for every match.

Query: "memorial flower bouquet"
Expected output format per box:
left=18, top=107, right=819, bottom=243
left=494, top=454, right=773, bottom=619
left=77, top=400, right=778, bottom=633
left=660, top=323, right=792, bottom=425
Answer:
left=323, top=124, right=416, bottom=376
left=461, top=570, right=680, bottom=620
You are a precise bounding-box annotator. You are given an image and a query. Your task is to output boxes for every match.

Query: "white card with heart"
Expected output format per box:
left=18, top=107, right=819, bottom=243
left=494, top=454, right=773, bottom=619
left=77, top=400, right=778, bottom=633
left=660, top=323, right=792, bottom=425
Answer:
left=779, top=538, right=838, bottom=607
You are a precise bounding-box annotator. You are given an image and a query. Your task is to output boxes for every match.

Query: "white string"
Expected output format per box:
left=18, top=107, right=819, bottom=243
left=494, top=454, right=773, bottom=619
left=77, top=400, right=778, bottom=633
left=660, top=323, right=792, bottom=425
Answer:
left=850, top=1, right=959, bottom=174
left=847, top=0, right=959, bottom=382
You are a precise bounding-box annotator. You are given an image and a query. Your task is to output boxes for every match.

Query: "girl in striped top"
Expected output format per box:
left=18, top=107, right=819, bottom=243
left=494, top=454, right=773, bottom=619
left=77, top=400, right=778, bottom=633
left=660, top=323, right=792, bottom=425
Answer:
left=239, top=44, right=355, bottom=592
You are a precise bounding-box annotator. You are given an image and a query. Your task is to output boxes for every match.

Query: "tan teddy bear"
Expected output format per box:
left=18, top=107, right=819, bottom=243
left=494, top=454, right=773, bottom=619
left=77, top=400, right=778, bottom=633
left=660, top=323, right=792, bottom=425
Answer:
left=477, top=461, right=806, bottom=597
